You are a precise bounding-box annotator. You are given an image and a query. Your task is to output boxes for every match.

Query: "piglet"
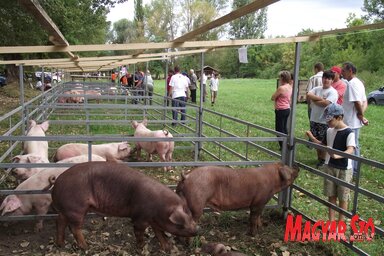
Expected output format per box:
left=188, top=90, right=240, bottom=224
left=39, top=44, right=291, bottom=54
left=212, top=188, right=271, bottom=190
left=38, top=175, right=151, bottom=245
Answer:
left=51, top=162, right=197, bottom=252
left=24, top=120, right=49, bottom=161
left=54, top=142, right=131, bottom=162
left=131, top=119, right=174, bottom=171
left=202, top=243, right=247, bottom=256
left=0, top=154, right=106, bottom=232
left=176, top=162, right=299, bottom=235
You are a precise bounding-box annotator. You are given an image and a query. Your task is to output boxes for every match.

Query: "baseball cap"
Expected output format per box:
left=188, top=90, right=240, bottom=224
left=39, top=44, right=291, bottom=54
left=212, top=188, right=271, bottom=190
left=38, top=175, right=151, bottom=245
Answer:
left=321, top=103, right=344, bottom=122
left=331, top=66, right=342, bottom=75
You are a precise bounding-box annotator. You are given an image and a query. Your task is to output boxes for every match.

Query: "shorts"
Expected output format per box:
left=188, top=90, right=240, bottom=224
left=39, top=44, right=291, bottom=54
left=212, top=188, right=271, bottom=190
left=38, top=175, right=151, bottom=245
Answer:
left=322, top=165, right=352, bottom=201
left=310, top=121, right=328, bottom=142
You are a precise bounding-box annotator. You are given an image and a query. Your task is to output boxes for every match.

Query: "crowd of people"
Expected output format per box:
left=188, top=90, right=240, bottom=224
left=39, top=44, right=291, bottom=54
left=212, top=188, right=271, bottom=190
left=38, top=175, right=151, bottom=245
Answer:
left=271, top=61, right=369, bottom=222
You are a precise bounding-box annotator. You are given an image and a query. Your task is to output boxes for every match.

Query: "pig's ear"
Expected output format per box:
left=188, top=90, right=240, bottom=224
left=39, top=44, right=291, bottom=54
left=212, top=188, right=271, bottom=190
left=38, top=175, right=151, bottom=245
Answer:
left=143, top=118, right=148, bottom=126
left=12, top=155, right=22, bottom=162
left=169, top=205, right=186, bottom=225
left=27, top=155, right=42, bottom=163
left=1, top=195, right=22, bottom=215
left=28, top=120, right=36, bottom=128
left=40, top=121, right=49, bottom=132
left=131, top=121, right=138, bottom=128
left=278, top=166, right=291, bottom=181
left=118, top=142, right=128, bottom=151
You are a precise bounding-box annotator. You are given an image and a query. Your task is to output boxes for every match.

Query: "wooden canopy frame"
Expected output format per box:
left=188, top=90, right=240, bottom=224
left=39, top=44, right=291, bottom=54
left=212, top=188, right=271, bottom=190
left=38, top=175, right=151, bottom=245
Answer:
left=1, top=0, right=384, bottom=72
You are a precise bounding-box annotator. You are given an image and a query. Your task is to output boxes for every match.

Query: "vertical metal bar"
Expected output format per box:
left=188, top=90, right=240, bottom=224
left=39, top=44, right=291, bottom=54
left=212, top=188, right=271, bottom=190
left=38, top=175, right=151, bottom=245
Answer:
left=282, top=42, right=301, bottom=215
left=145, top=62, right=149, bottom=116
left=19, top=65, right=26, bottom=135
left=197, top=52, right=204, bottom=158
left=164, top=61, right=169, bottom=126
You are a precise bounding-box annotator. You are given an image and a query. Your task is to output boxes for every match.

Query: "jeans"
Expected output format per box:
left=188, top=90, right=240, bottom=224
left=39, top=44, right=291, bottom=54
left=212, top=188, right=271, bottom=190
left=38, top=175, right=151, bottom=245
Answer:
left=275, top=108, right=290, bottom=148
left=172, top=96, right=186, bottom=123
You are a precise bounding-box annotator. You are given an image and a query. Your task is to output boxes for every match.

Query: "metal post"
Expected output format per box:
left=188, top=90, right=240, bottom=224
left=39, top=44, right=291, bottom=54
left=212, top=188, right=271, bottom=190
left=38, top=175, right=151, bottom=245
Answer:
left=18, top=65, right=26, bottom=134
left=282, top=42, right=301, bottom=216
left=197, top=52, right=204, bottom=158
left=164, top=61, right=169, bottom=126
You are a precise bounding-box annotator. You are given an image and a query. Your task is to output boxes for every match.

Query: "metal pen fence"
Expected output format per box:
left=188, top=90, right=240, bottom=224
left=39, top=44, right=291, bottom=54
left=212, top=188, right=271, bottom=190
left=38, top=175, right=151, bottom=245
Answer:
left=0, top=81, right=382, bottom=255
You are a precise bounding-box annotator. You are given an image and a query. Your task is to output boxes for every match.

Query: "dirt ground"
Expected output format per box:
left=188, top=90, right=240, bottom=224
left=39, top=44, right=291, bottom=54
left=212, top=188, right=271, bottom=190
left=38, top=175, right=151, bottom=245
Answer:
left=0, top=208, right=336, bottom=256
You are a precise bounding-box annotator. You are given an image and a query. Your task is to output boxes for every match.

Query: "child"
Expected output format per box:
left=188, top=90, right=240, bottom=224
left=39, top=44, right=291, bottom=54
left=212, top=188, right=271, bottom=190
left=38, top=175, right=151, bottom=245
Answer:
left=306, top=103, right=355, bottom=221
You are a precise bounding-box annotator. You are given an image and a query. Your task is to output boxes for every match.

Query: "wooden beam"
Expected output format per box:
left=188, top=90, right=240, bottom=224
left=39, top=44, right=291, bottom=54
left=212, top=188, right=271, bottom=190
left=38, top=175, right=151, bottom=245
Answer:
left=0, top=36, right=313, bottom=54
left=173, top=0, right=280, bottom=43
left=18, top=0, right=77, bottom=60
left=309, top=22, right=384, bottom=38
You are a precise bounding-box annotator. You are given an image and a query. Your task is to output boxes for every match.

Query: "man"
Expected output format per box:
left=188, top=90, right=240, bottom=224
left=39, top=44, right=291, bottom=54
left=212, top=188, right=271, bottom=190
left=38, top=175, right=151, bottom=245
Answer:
left=189, top=69, right=198, bottom=103
left=169, top=66, right=189, bottom=126
left=341, top=62, right=369, bottom=176
left=306, top=62, right=324, bottom=121
left=306, top=70, right=338, bottom=167
left=201, top=72, right=207, bottom=102
left=330, top=66, right=346, bottom=105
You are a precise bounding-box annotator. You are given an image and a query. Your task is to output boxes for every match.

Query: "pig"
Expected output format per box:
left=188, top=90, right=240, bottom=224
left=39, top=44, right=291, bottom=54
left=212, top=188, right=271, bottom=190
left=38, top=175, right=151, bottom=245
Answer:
left=24, top=120, right=49, bottom=161
left=131, top=119, right=174, bottom=171
left=0, top=154, right=106, bottom=232
left=12, top=153, right=50, bottom=181
left=54, top=142, right=131, bottom=162
left=201, top=243, right=247, bottom=256
left=51, top=162, right=197, bottom=252
left=176, top=162, right=299, bottom=236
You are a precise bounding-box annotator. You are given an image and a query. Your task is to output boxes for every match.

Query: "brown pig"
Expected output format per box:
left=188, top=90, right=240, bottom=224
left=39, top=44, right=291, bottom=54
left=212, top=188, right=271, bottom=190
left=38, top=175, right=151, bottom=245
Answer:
left=51, top=162, right=197, bottom=251
left=201, top=243, right=247, bottom=256
left=54, top=142, right=131, bottom=162
left=176, top=162, right=299, bottom=235
left=131, top=119, right=174, bottom=171
left=0, top=154, right=106, bottom=232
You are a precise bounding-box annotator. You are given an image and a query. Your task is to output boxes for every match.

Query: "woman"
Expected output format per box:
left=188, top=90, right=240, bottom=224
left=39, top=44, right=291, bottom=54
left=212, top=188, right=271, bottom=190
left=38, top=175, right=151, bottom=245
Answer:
left=271, top=70, right=292, bottom=150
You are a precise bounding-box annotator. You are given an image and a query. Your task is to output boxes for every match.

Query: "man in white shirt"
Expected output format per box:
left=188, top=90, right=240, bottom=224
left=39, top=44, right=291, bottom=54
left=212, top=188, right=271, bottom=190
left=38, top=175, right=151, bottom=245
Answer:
left=341, top=62, right=368, bottom=176
left=169, top=66, right=189, bottom=126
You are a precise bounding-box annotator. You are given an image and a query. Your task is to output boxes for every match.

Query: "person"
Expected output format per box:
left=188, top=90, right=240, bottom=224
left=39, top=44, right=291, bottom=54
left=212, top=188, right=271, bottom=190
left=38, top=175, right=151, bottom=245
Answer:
left=306, top=103, right=355, bottom=222
left=189, top=69, right=198, bottom=103
left=111, top=72, right=117, bottom=83
left=306, top=62, right=324, bottom=121
left=330, top=66, right=346, bottom=105
left=143, top=70, right=154, bottom=105
left=169, top=66, right=189, bottom=126
left=127, top=72, right=134, bottom=88
left=201, top=72, right=208, bottom=102
left=341, top=62, right=369, bottom=176
left=271, top=70, right=292, bottom=150
left=35, top=79, right=43, bottom=91
left=210, top=72, right=219, bottom=106
left=182, top=71, right=191, bottom=102
left=133, top=70, right=144, bottom=104
left=166, top=69, right=174, bottom=106
left=306, top=70, right=338, bottom=167
left=120, top=73, right=128, bottom=87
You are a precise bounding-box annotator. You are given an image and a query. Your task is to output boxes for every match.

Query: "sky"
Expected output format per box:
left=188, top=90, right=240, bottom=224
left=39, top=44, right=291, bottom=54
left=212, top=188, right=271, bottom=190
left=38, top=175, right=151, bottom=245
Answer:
left=106, top=0, right=365, bottom=37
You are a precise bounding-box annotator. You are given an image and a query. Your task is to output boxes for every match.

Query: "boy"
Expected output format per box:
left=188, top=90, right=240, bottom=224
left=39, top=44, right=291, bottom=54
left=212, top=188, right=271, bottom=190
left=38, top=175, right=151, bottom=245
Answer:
left=306, top=103, right=355, bottom=221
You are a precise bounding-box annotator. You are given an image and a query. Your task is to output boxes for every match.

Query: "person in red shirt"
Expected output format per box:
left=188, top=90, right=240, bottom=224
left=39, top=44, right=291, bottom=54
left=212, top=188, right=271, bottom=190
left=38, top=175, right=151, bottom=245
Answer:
left=111, top=72, right=116, bottom=83
left=330, top=66, right=346, bottom=105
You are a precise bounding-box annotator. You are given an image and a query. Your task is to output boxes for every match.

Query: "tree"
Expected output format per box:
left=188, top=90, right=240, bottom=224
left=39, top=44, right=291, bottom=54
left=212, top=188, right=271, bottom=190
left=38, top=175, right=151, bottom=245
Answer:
left=134, top=0, right=145, bottom=41
left=108, top=19, right=136, bottom=43
left=362, top=0, right=384, bottom=22
left=229, top=0, right=267, bottom=39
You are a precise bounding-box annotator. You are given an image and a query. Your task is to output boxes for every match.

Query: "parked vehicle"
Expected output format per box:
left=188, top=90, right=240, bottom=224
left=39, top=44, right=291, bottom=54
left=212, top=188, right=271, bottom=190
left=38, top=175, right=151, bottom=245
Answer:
left=367, top=86, right=384, bottom=105
left=0, top=75, right=6, bottom=86
left=35, top=71, right=61, bottom=83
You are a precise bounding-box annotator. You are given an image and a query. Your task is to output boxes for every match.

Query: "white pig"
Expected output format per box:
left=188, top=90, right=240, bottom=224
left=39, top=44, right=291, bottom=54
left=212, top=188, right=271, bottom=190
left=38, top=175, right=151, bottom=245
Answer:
left=0, top=154, right=106, bottom=232
left=131, top=119, right=174, bottom=171
left=54, top=142, right=131, bottom=162
left=12, top=154, right=50, bottom=181
left=23, top=120, right=49, bottom=161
